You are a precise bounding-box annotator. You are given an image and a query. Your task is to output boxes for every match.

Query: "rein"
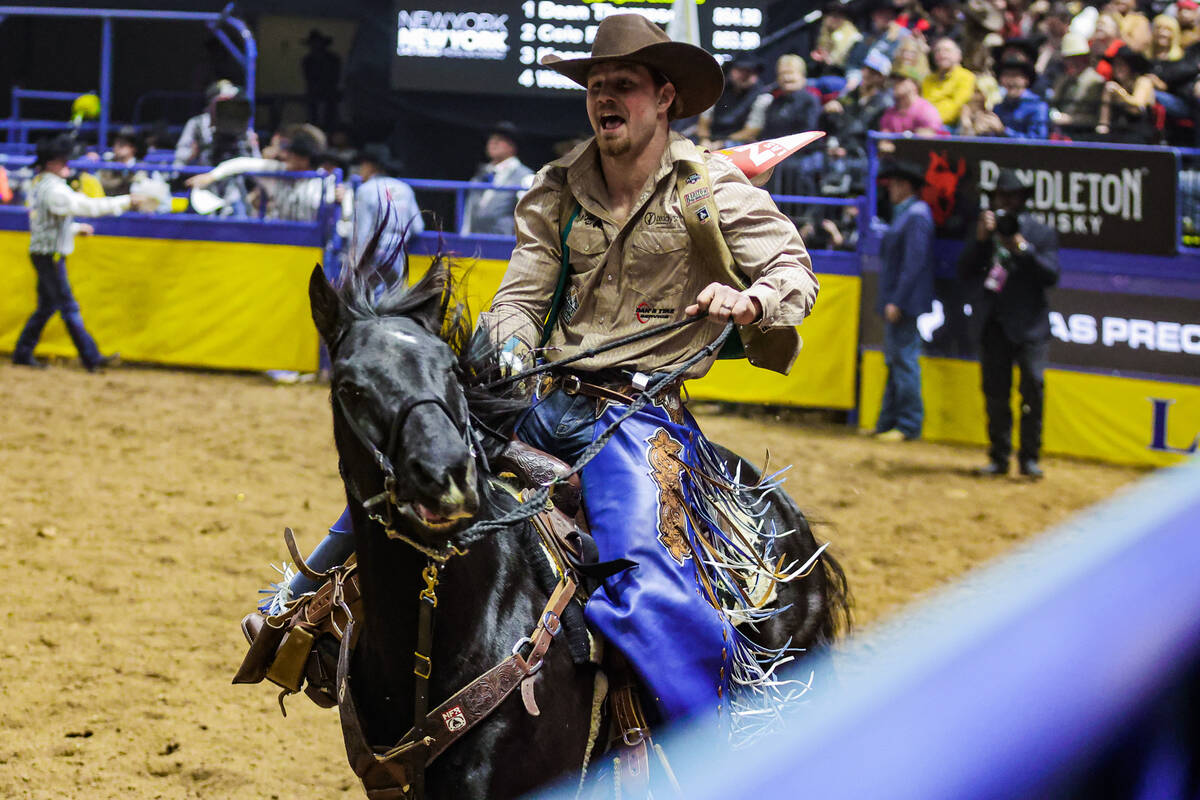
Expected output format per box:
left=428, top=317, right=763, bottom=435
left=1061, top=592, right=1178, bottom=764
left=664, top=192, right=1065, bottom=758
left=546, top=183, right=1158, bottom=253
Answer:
left=452, top=320, right=737, bottom=549
left=481, top=313, right=710, bottom=393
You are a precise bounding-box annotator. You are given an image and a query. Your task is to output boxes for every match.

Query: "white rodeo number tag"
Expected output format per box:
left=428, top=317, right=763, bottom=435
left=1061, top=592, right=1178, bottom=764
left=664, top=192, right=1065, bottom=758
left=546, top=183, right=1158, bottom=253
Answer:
left=442, top=705, right=467, bottom=732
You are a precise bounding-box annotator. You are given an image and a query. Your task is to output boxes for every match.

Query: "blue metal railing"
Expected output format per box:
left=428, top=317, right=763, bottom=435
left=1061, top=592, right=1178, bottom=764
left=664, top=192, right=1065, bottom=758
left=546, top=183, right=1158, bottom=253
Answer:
left=0, top=4, right=256, bottom=149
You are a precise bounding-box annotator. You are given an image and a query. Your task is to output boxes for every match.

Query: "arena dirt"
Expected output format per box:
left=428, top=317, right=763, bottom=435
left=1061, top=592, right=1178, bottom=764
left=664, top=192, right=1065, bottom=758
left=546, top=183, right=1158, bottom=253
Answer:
left=0, top=362, right=1148, bottom=799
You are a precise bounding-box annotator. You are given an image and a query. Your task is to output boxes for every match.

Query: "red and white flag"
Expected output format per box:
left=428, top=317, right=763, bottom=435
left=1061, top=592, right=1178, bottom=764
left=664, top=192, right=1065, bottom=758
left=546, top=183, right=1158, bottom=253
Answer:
left=714, top=131, right=826, bottom=186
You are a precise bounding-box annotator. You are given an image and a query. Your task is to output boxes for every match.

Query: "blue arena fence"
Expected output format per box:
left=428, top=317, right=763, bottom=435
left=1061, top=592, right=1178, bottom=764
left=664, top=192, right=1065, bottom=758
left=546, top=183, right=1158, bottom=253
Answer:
left=534, top=456, right=1200, bottom=799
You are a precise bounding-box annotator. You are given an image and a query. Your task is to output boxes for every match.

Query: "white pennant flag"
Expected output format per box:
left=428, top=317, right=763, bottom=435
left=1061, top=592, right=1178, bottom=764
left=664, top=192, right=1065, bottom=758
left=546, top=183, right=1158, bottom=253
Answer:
left=666, top=0, right=701, bottom=47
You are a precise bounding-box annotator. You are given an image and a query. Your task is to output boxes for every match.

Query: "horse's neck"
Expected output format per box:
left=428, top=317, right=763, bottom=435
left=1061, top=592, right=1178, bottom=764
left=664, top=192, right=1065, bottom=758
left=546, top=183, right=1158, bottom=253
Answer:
left=350, top=510, right=535, bottom=744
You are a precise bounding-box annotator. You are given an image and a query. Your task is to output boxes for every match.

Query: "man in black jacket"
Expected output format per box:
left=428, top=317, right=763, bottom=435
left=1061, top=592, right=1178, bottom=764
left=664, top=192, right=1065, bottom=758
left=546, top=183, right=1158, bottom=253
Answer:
left=958, top=169, right=1059, bottom=478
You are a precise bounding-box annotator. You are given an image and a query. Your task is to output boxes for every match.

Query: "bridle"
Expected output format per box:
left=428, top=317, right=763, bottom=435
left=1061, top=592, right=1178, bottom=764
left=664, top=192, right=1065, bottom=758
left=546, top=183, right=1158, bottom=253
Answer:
left=332, top=385, right=478, bottom=562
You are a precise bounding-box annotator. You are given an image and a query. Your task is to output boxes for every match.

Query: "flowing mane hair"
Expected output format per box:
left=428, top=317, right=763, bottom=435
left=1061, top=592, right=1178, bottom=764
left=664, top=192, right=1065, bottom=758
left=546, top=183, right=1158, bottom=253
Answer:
left=331, top=216, right=530, bottom=462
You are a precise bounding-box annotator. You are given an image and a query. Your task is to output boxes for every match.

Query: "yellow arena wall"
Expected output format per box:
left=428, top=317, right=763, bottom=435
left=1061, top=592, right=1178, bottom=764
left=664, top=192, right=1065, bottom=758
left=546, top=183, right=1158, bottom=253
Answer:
left=859, top=350, right=1200, bottom=467
left=0, top=231, right=322, bottom=372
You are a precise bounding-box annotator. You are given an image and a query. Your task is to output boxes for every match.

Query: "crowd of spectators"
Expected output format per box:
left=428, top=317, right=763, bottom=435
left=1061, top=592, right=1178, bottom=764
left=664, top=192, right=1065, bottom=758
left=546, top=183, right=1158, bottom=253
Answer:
left=687, top=0, right=1200, bottom=248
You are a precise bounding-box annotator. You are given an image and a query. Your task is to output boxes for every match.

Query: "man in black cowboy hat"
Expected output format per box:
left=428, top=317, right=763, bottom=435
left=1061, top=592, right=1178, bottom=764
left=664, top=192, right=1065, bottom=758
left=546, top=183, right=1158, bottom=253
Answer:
left=301, top=28, right=341, bottom=130
left=695, top=55, right=765, bottom=147
left=461, top=121, right=533, bottom=236
left=477, top=13, right=818, bottom=732
left=958, top=168, right=1059, bottom=478
left=351, top=143, right=423, bottom=269
left=872, top=158, right=935, bottom=442
left=995, top=58, right=1049, bottom=139
left=13, top=134, right=152, bottom=370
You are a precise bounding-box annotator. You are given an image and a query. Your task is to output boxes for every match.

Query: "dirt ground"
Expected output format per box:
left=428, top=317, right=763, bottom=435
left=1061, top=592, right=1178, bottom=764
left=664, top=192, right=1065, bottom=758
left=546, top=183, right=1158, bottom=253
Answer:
left=0, top=362, right=1149, bottom=799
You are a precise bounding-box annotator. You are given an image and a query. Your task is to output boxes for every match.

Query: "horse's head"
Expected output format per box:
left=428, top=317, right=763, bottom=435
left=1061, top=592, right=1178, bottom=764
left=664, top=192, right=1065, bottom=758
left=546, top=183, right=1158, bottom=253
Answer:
left=309, top=262, right=484, bottom=543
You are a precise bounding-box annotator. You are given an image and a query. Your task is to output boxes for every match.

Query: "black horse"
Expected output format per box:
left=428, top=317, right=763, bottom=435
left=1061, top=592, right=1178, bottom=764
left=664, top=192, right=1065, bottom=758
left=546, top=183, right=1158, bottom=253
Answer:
left=308, top=253, right=850, bottom=799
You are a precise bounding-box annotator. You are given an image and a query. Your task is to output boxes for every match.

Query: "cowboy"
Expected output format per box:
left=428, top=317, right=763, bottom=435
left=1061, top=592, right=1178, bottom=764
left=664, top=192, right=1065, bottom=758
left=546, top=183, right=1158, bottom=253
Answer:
left=350, top=143, right=424, bottom=272
left=460, top=121, right=534, bottom=236
left=13, top=134, right=152, bottom=371
left=475, top=14, right=818, bottom=728
left=958, top=168, right=1059, bottom=479
left=870, top=158, right=934, bottom=442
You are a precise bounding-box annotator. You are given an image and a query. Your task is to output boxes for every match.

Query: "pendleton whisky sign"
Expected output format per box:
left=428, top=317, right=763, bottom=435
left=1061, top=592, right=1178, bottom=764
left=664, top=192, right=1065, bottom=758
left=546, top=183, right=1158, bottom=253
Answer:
left=889, top=138, right=1179, bottom=255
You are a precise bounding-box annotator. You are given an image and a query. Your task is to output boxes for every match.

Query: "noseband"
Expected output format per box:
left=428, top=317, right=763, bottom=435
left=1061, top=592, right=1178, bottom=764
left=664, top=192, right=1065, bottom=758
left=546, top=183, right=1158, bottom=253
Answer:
left=333, top=387, right=479, bottom=561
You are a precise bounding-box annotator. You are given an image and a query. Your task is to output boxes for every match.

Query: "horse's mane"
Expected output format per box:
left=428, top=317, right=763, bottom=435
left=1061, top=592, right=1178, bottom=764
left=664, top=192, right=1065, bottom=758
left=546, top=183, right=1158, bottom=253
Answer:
left=333, top=214, right=530, bottom=460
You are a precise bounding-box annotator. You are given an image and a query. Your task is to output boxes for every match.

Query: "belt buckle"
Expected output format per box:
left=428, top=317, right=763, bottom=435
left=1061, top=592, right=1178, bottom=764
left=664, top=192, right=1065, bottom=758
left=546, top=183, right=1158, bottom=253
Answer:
left=561, top=374, right=582, bottom=395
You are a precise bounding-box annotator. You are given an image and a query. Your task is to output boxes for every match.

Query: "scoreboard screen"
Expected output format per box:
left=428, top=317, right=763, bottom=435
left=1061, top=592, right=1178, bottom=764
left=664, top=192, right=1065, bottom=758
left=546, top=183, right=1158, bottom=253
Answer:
left=391, top=1, right=769, bottom=96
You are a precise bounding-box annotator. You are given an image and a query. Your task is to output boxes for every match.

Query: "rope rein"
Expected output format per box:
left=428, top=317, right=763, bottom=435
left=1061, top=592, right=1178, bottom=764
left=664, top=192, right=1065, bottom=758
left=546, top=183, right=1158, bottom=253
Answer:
left=480, top=313, right=711, bottom=393
left=453, top=320, right=736, bottom=549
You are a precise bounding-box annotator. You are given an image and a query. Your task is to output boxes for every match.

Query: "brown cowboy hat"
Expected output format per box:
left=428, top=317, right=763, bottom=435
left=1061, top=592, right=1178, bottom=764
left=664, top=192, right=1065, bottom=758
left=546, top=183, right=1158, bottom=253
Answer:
left=540, top=14, right=724, bottom=118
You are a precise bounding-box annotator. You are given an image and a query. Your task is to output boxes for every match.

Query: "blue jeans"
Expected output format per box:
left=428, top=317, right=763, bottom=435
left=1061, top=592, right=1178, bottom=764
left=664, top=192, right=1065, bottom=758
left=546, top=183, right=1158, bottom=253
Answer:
left=875, top=315, right=923, bottom=438
left=14, top=253, right=102, bottom=367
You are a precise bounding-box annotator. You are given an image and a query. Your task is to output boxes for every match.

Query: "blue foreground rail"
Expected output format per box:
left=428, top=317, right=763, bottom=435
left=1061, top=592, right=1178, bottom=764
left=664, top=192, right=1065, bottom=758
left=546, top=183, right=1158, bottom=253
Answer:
left=534, top=456, right=1200, bottom=798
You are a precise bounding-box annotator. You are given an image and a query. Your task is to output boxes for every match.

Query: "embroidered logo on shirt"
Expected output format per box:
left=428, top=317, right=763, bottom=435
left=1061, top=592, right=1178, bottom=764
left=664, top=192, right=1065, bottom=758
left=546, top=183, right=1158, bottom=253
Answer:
left=561, top=288, right=580, bottom=324
left=685, top=173, right=701, bottom=185
left=635, top=303, right=675, bottom=324
left=683, top=187, right=711, bottom=206
left=643, top=211, right=681, bottom=228
left=696, top=207, right=710, bottom=224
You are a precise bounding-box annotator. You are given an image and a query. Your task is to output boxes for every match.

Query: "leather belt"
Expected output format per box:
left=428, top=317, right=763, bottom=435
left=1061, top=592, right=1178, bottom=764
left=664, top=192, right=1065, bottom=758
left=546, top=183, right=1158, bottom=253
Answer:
left=540, top=372, right=684, bottom=408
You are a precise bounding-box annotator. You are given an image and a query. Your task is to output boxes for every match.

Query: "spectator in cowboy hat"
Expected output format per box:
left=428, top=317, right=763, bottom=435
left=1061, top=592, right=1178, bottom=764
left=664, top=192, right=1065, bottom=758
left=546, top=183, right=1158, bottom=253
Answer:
left=696, top=56, right=767, bottom=147
left=302, top=29, right=341, bottom=130
left=842, top=0, right=911, bottom=94
left=461, top=121, right=534, bottom=236
left=958, top=168, right=1059, bottom=479
left=995, top=59, right=1050, bottom=138
left=872, top=158, right=935, bottom=442
left=350, top=143, right=424, bottom=273
left=1049, top=32, right=1107, bottom=137
left=1096, top=45, right=1158, bottom=142
left=812, top=1, right=863, bottom=71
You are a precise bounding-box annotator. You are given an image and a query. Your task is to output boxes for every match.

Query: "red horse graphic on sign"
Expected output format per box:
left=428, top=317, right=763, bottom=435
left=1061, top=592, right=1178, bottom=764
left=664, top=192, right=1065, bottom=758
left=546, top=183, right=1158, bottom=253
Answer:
left=921, top=150, right=967, bottom=227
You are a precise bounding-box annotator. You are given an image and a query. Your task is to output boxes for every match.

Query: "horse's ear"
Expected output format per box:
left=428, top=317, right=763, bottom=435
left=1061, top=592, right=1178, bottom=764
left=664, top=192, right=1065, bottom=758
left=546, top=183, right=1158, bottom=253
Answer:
left=309, top=264, right=346, bottom=347
left=408, top=267, right=451, bottom=335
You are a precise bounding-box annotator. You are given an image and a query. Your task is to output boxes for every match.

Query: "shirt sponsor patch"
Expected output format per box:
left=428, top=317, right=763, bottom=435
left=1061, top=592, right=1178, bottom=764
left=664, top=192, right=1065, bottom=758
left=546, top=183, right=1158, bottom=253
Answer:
left=685, top=173, right=701, bottom=185
left=683, top=187, right=711, bottom=206
left=643, top=211, right=681, bottom=228
left=635, top=302, right=675, bottom=324
left=696, top=207, right=710, bottom=224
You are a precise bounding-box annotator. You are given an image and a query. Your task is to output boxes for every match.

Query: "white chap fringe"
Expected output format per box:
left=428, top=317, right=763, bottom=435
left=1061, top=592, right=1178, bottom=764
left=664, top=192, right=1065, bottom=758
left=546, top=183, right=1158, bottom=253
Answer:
left=676, top=438, right=823, bottom=747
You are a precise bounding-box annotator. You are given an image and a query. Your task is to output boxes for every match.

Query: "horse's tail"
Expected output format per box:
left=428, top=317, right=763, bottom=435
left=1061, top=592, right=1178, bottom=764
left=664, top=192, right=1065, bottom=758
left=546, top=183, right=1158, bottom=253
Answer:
left=813, top=537, right=853, bottom=643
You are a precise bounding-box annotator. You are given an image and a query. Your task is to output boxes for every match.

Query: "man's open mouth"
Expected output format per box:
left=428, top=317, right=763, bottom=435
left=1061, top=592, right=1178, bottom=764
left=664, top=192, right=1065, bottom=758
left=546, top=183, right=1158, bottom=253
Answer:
left=600, top=114, right=626, bottom=132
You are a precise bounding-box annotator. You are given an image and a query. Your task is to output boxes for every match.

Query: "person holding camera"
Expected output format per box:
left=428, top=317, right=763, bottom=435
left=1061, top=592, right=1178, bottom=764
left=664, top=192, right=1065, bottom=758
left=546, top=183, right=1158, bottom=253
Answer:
left=958, top=168, right=1059, bottom=479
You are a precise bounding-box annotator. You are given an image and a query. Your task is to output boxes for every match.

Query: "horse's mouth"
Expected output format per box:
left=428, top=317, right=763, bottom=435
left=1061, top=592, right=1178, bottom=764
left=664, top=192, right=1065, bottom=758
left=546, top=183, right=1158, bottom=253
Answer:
left=397, top=501, right=473, bottom=532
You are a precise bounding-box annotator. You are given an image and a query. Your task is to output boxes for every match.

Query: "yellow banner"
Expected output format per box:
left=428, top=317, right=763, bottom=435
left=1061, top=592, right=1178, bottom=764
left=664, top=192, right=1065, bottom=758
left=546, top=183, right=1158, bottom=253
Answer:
left=859, top=350, right=1200, bottom=467
left=412, top=257, right=861, bottom=411
left=0, top=231, right=322, bottom=372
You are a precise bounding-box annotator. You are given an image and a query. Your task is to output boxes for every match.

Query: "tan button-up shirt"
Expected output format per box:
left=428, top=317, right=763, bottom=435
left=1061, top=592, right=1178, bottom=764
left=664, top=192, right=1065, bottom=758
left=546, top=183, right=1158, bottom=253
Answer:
left=478, top=132, right=818, bottom=379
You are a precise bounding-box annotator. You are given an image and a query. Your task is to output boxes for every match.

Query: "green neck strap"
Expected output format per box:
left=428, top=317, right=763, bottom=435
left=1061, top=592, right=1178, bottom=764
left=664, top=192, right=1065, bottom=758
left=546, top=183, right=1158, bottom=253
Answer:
left=540, top=204, right=580, bottom=348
